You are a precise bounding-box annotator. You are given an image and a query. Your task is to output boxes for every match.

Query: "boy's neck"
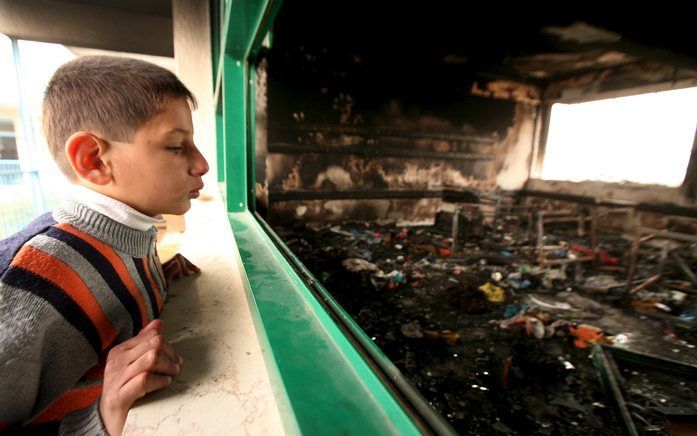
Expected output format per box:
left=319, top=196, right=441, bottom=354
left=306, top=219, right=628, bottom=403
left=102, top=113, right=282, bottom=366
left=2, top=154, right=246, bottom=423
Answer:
left=70, top=184, right=164, bottom=232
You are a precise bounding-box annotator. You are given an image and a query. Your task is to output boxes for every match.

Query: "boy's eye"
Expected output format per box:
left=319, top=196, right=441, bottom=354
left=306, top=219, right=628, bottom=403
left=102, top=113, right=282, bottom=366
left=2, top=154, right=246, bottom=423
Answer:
left=166, top=146, right=184, bottom=154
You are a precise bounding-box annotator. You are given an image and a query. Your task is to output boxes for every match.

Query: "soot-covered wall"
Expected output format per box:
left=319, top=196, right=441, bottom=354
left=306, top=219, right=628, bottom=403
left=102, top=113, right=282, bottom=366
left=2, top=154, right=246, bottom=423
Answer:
left=255, top=8, right=539, bottom=224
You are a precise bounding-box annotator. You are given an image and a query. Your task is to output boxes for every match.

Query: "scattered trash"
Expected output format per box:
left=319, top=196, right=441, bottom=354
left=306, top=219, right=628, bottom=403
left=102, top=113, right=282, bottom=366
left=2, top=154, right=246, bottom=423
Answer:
left=424, top=329, right=460, bottom=346
left=349, top=229, right=383, bottom=244
left=507, top=272, right=531, bottom=290
left=555, top=292, right=605, bottom=313
left=529, top=295, right=575, bottom=311
left=386, top=270, right=406, bottom=284
left=542, top=267, right=567, bottom=289
left=280, top=208, right=697, bottom=436
left=401, top=322, right=423, bottom=338
left=342, top=258, right=380, bottom=273
left=581, top=275, right=625, bottom=293
left=503, top=304, right=534, bottom=318
left=611, top=333, right=630, bottom=345
left=329, top=225, right=354, bottom=237
left=479, top=282, right=506, bottom=303
left=631, top=297, right=672, bottom=313
left=349, top=248, right=373, bottom=261
left=395, top=228, right=409, bottom=241
left=570, top=245, right=618, bottom=266
left=569, top=324, right=611, bottom=348
left=500, top=315, right=546, bottom=339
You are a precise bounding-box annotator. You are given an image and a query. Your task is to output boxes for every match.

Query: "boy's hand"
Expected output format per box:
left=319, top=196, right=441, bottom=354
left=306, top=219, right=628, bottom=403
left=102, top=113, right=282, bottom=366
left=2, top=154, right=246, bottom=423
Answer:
left=163, top=253, right=201, bottom=285
left=100, top=320, right=182, bottom=436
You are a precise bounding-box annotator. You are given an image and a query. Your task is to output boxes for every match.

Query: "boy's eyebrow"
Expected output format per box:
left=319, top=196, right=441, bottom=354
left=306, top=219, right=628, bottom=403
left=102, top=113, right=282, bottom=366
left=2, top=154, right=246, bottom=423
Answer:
left=164, top=128, right=191, bottom=135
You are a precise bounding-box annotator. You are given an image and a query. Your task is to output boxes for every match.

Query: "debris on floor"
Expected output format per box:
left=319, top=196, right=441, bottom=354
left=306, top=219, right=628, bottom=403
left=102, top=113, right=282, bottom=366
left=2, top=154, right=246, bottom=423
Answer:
left=276, top=201, right=697, bottom=435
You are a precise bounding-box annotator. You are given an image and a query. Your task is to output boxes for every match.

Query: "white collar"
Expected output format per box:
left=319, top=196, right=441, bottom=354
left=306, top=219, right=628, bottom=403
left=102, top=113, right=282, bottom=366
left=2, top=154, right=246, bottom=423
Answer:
left=70, top=185, right=164, bottom=232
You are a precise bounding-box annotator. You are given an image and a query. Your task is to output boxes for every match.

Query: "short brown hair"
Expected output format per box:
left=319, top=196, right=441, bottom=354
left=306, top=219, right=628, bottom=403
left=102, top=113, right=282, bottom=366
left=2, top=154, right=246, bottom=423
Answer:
left=42, top=55, right=197, bottom=179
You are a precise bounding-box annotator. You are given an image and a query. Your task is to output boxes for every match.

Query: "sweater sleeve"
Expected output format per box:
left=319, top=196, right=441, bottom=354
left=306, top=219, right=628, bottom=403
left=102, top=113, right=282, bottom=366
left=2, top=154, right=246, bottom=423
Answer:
left=0, top=277, right=100, bottom=428
left=58, top=400, right=108, bottom=436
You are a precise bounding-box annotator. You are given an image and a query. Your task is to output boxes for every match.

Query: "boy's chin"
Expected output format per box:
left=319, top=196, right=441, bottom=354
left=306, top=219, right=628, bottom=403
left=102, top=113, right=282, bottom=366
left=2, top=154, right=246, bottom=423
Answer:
left=153, top=200, right=191, bottom=216
left=168, top=200, right=192, bottom=215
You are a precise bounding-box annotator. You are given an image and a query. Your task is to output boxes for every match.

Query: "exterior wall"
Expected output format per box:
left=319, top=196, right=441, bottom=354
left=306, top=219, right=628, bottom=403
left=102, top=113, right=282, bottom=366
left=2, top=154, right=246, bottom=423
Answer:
left=172, top=0, right=217, bottom=187
left=0, top=0, right=173, bottom=56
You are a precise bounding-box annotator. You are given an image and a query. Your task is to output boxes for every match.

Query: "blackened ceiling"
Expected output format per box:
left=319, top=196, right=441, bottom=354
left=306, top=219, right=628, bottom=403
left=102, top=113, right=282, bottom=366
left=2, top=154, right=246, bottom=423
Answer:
left=271, top=1, right=696, bottom=85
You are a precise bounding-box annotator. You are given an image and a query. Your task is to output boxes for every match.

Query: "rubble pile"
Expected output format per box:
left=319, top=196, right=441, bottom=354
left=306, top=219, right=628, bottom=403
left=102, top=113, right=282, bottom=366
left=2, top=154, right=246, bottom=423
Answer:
left=276, top=207, right=697, bottom=435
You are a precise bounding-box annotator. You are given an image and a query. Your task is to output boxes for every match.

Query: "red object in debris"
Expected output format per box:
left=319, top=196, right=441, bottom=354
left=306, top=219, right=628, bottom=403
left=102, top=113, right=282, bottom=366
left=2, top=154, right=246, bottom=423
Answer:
left=439, top=248, right=452, bottom=257
left=568, top=324, right=611, bottom=348
left=396, top=228, right=409, bottom=241
left=501, top=357, right=513, bottom=391
left=570, top=245, right=619, bottom=266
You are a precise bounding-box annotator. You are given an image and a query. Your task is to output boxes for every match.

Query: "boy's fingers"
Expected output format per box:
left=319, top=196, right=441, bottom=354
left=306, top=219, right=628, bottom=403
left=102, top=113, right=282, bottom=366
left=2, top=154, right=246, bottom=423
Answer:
left=177, top=257, right=193, bottom=275
left=141, top=319, right=164, bottom=335
left=113, top=325, right=160, bottom=352
left=165, top=261, right=183, bottom=283
left=123, top=333, right=181, bottom=367
left=183, top=257, right=201, bottom=274
left=120, top=349, right=181, bottom=384
left=119, top=372, right=173, bottom=405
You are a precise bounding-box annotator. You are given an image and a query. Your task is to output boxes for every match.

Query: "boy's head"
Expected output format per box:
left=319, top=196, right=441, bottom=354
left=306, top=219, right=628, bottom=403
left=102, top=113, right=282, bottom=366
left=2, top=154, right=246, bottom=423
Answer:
left=43, top=56, right=209, bottom=216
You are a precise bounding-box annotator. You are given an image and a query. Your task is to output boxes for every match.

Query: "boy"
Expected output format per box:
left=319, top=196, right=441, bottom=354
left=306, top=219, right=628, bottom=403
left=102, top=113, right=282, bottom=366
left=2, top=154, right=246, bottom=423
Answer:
left=0, top=56, right=209, bottom=435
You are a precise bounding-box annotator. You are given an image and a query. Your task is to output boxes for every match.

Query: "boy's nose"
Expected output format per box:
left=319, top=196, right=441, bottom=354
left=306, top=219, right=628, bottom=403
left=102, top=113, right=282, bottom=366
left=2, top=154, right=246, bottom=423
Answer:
left=190, top=147, right=209, bottom=176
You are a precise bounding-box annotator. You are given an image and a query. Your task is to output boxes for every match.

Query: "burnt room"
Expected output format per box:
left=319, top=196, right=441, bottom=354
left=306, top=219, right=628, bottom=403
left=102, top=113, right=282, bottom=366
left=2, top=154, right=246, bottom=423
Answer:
left=252, top=2, right=697, bottom=435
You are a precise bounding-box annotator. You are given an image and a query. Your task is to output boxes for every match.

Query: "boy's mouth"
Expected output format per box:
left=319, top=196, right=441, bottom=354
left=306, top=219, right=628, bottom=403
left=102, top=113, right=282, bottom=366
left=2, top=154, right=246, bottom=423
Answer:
left=188, top=185, right=203, bottom=198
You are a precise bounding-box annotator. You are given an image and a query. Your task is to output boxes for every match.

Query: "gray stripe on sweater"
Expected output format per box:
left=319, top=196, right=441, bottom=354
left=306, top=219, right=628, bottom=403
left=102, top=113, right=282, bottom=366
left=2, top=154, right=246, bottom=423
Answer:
left=28, top=234, right=133, bottom=342
left=149, top=254, right=167, bottom=302
left=115, top=251, right=154, bottom=322
left=0, top=282, right=97, bottom=423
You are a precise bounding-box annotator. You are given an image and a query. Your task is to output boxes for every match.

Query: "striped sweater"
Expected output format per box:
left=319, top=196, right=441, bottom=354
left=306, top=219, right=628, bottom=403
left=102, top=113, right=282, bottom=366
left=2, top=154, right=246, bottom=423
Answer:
left=0, top=199, right=167, bottom=434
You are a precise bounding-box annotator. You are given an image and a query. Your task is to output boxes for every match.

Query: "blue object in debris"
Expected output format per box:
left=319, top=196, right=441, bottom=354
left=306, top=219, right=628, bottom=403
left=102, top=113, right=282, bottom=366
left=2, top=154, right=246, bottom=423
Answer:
left=510, top=279, right=532, bottom=290
left=351, top=248, right=373, bottom=261
left=504, top=304, right=534, bottom=318
left=679, top=308, right=696, bottom=322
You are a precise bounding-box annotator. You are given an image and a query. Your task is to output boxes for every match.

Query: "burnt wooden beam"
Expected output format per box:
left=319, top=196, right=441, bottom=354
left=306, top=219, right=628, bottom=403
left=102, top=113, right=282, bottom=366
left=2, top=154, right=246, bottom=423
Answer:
left=269, top=188, right=481, bottom=203
left=519, top=189, right=697, bottom=219
left=268, top=143, right=495, bottom=161
left=270, top=123, right=497, bottom=144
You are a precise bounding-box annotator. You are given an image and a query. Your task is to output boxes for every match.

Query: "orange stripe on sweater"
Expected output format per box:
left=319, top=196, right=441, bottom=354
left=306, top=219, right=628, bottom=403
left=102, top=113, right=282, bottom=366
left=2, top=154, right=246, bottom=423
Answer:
left=143, top=258, right=164, bottom=311
left=56, top=223, right=149, bottom=329
left=30, top=384, right=102, bottom=424
left=11, top=246, right=116, bottom=350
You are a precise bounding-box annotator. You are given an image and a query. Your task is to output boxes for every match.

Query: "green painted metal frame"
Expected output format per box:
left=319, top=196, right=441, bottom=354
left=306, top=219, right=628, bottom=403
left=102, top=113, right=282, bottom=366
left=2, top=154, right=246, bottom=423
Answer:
left=212, top=0, right=454, bottom=433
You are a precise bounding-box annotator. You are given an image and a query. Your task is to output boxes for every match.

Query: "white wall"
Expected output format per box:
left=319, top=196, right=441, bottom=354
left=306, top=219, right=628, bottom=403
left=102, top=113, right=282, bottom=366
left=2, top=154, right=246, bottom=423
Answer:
left=172, top=0, right=217, bottom=188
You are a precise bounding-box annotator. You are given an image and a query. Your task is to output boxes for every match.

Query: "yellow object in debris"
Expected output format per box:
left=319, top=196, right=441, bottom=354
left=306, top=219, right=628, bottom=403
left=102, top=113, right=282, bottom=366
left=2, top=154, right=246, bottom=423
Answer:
left=478, top=282, right=506, bottom=303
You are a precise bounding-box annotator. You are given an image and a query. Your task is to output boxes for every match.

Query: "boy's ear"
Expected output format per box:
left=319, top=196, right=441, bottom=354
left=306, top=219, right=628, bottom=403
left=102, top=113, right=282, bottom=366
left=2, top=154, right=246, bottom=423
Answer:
left=65, top=132, right=112, bottom=185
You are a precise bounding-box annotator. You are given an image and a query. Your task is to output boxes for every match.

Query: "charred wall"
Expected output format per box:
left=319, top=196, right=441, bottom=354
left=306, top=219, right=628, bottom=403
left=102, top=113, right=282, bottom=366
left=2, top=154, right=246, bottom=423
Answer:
left=257, top=43, right=538, bottom=225
left=254, top=3, right=697, bottom=225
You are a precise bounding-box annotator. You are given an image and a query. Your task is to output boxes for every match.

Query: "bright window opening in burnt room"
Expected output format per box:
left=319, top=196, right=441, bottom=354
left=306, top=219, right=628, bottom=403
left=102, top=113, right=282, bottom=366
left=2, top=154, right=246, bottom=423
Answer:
left=253, top=3, right=697, bottom=435
left=541, top=87, right=697, bottom=186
